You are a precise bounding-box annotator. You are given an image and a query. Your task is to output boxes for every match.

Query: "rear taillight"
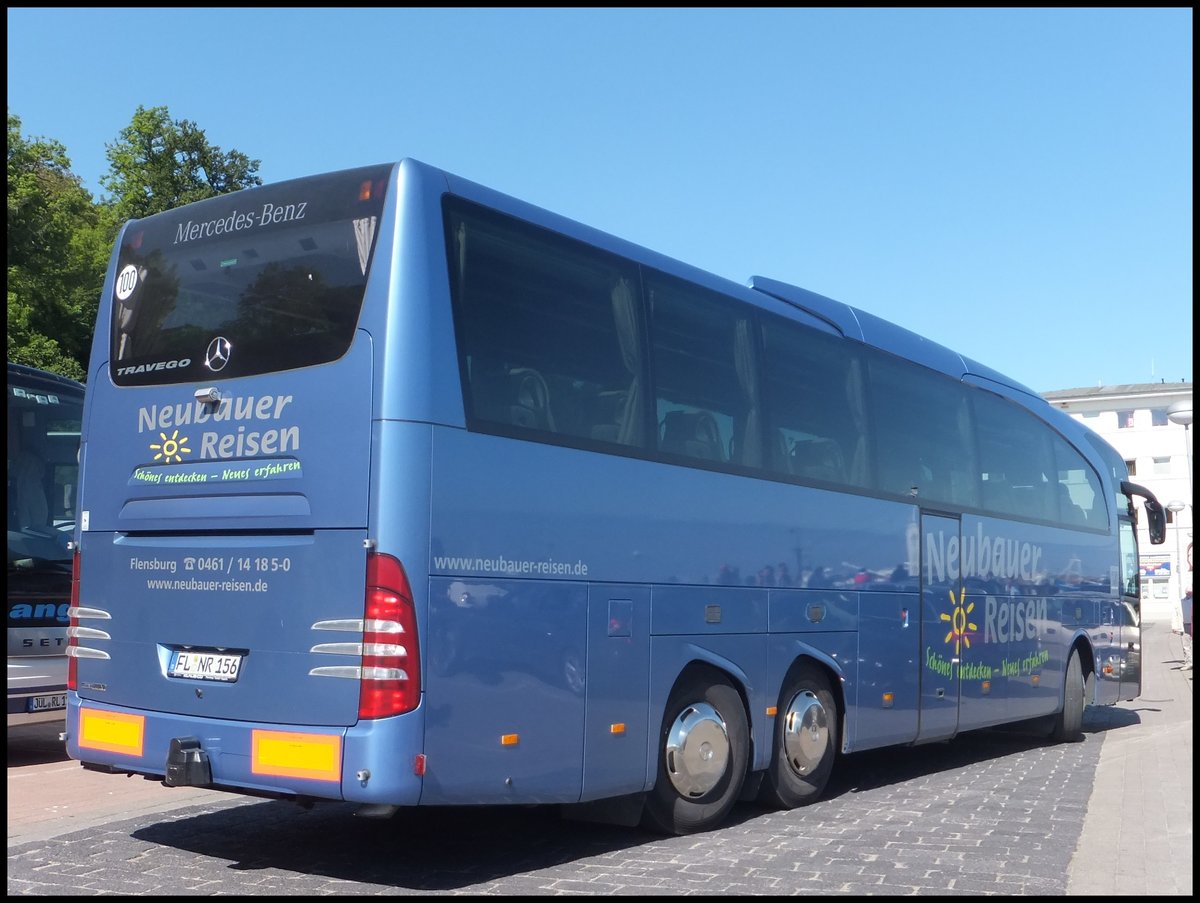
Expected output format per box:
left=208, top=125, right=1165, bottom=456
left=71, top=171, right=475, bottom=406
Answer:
left=67, top=548, right=81, bottom=691
left=359, top=552, right=420, bottom=719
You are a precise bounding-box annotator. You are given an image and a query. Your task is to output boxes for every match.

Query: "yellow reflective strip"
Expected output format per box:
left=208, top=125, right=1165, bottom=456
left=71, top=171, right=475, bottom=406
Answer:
left=500, top=733, right=520, bottom=746
left=251, top=730, right=341, bottom=782
left=79, top=708, right=145, bottom=757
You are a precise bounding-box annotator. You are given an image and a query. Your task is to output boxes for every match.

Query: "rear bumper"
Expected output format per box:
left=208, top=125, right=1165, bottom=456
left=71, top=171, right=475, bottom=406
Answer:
left=65, top=695, right=425, bottom=806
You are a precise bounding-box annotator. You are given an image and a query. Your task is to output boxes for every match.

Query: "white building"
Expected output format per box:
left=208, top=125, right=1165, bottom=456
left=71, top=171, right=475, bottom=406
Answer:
left=1043, top=382, right=1193, bottom=617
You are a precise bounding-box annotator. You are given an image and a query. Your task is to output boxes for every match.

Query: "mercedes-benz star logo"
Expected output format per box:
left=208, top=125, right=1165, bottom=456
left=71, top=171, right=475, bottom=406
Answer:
left=204, top=336, right=232, bottom=372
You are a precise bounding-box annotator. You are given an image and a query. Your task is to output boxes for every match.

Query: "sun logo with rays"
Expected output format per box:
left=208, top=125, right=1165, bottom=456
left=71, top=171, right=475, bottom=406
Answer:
left=150, top=430, right=191, bottom=463
left=941, top=587, right=977, bottom=656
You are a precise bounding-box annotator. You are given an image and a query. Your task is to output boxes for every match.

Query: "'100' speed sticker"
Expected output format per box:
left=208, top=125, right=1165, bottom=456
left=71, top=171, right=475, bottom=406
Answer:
left=115, top=264, right=139, bottom=300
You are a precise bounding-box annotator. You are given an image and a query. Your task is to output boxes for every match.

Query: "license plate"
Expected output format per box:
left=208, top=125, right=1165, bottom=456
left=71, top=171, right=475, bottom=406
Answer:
left=169, top=651, right=242, bottom=682
left=28, top=694, right=66, bottom=713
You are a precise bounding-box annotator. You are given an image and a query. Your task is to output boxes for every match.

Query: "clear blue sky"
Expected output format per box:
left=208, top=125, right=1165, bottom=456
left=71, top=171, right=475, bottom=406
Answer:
left=7, top=8, right=1193, bottom=393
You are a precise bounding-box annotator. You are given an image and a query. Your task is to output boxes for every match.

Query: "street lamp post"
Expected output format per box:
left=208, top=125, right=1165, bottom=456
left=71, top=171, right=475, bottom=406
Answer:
left=1167, top=499, right=1187, bottom=632
left=1168, top=400, right=1193, bottom=626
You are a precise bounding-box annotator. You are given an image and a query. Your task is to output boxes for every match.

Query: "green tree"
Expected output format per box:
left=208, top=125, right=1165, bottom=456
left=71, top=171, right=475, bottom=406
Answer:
left=7, top=111, right=100, bottom=381
left=7, top=106, right=263, bottom=380
left=101, top=105, right=262, bottom=223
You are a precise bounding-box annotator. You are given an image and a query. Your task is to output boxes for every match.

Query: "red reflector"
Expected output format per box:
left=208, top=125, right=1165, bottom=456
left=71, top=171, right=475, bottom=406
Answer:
left=413, top=753, right=427, bottom=776
left=68, top=549, right=81, bottom=691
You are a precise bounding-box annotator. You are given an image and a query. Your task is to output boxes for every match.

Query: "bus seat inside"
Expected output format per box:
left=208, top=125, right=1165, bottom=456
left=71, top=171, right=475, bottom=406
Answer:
left=790, top=438, right=845, bottom=483
left=660, top=410, right=725, bottom=462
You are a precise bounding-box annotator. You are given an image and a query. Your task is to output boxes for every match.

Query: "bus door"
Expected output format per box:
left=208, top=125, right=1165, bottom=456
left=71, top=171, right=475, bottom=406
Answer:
left=917, top=512, right=963, bottom=743
left=1116, top=517, right=1143, bottom=702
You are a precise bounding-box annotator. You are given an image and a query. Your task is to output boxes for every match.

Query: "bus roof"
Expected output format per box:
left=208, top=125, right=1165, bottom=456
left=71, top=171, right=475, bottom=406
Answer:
left=7, top=361, right=85, bottom=392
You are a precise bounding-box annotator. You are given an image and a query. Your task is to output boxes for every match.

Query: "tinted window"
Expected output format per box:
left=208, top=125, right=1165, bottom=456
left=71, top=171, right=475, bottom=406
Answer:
left=1084, top=433, right=1131, bottom=521
left=110, top=164, right=391, bottom=386
left=646, top=273, right=757, bottom=467
left=1052, top=433, right=1105, bottom=527
left=974, top=391, right=1057, bottom=521
left=760, top=312, right=870, bottom=487
left=868, top=353, right=978, bottom=507
left=8, top=368, right=83, bottom=565
left=442, top=199, right=1113, bottom=531
left=446, top=199, right=646, bottom=449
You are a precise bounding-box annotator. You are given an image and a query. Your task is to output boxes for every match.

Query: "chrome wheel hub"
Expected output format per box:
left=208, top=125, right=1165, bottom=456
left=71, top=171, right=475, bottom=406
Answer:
left=782, top=689, right=828, bottom=776
left=664, top=702, right=729, bottom=798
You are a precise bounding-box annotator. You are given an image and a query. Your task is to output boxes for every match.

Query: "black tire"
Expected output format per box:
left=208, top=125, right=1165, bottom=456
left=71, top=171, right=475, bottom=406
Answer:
left=641, top=672, right=749, bottom=835
left=759, top=663, right=838, bottom=809
left=1051, top=648, right=1086, bottom=743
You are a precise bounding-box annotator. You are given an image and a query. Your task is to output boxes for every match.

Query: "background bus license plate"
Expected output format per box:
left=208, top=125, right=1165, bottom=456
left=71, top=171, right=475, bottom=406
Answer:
left=170, top=651, right=242, bottom=682
left=28, top=694, right=66, bottom=713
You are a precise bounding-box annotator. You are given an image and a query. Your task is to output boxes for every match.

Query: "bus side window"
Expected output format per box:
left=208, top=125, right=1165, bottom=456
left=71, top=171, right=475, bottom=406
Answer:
left=646, top=273, right=749, bottom=469
left=760, top=311, right=869, bottom=490
left=1052, top=434, right=1104, bottom=528
left=868, top=353, right=978, bottom=507
left=447, top=200, right=644, bottom=449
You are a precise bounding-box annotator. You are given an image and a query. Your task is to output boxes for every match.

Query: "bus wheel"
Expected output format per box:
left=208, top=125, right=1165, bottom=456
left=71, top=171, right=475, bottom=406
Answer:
left=1050, top=648, right=1086, bottom=743
left=759, top=663, right=837, bottom=809
left=641, top=672, right=748, bottom=835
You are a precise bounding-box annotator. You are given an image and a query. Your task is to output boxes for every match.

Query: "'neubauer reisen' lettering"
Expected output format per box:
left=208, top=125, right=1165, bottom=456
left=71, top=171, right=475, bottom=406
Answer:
left=925, top=523, right=1044, bottom=583
left=199, top=426, right=300, bottom=458
left=137, top=394, right=300, bottom=459
left=138, top=394, right=294, bottom=432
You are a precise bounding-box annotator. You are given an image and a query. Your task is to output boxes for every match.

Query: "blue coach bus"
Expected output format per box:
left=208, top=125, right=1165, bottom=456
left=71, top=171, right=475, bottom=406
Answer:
left=66, top=160, right=1166, bottom=835
left=8, top=362, right=84, bottom=728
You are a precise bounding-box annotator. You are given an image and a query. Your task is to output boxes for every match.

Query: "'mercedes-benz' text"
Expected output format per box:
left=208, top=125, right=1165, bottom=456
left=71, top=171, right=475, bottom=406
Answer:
left=172, top=201, right=308, bottom=245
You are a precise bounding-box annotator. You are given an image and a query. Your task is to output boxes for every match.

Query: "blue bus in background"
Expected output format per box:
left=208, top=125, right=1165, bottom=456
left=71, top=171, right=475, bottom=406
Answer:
left=8, top=362, right=84, bottom=728
left=66, top=160, right=1166, bottom=835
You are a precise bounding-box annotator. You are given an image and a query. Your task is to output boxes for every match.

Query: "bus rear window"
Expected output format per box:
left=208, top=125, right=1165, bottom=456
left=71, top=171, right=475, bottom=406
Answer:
left=109, top=164, right=391, bottom=386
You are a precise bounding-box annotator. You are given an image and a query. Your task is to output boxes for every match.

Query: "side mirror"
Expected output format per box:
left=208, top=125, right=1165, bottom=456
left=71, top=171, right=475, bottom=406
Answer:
left=1121, top=480, right=1167, bottom=545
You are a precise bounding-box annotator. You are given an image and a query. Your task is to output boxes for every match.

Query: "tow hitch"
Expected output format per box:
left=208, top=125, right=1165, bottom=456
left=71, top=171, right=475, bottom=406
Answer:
left=164, top=736, right=212, bottom=787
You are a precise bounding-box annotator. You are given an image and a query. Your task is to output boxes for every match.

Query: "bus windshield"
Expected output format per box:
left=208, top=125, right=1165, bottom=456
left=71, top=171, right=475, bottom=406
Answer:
left=8, top=363, right=83, bottom=729
left=110, top=164, right=391, bottom=387
left=8, top=365, right=83, bottom=571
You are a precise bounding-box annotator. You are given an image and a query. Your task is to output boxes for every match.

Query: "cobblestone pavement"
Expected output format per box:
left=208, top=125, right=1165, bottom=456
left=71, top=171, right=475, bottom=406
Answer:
left=6, top=724, right=1101, bottom=895
left=7, top=621, right=1191, bottom=896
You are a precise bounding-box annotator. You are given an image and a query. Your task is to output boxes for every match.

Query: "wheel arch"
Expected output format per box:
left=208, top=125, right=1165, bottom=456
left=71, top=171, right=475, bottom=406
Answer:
left=1068, top=631, right=1098, bottom=704
left=668, top=656, right=753, bottom=731
left=657, top=653, right=755, bottom=774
